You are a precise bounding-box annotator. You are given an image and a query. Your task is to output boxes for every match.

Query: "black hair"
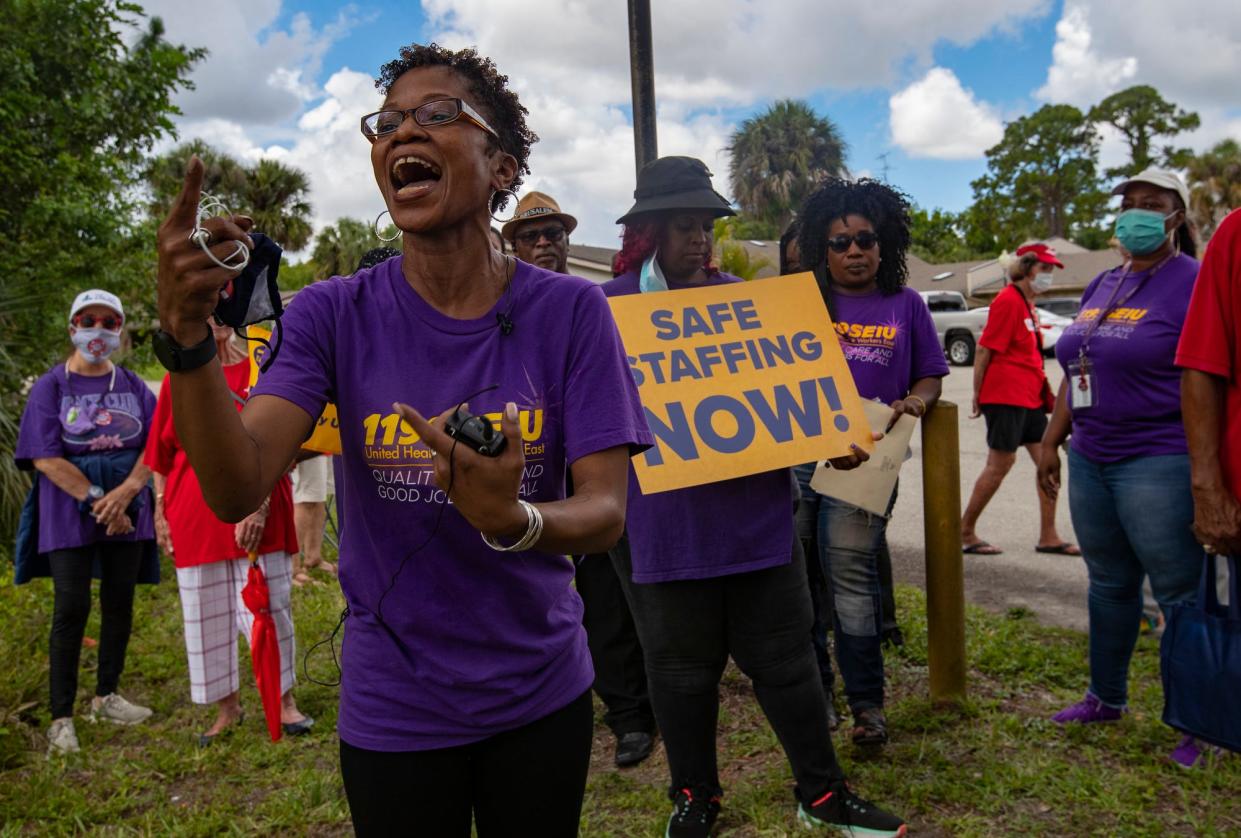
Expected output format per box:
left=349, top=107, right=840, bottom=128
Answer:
left=356, top=248, right=401, bottom=272
left=797, top=177, right=912, bottom=318
left=376, top=43, right=538, bottom=214
left=1170, top=194, right=1198, bottom=259
left=779, top=218, right=801, bottom=274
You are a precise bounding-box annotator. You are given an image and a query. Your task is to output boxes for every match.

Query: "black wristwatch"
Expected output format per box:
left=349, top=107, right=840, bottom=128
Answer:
left=152, top=327, right=217, bottom=373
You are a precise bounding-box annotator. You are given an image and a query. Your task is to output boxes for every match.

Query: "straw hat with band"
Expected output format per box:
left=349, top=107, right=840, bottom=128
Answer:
left=617, top=156, right=736, bottom=225
left=501, top=191, right=578, bottom=241
left=1110, top=167, right=1190, bottom=209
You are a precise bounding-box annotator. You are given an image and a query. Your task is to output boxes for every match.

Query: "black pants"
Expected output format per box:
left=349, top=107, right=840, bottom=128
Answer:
left=610, top=534, right=844, bottom=800
left=48, top=542, right=144, bottom=719
left=340, top=690, right=593, bottom=837
left=576, top=552, right=655, bottom=736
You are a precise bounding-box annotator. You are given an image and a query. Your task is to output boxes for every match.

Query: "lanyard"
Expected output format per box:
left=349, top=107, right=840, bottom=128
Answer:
left=1076, top=253, right=1172, bottom=368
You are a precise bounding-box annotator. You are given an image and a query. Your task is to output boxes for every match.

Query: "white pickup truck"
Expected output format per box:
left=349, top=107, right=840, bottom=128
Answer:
left=919, top=290, right=1072, bottom=366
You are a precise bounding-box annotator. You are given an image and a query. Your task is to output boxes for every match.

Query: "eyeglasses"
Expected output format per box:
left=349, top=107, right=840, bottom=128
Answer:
left=72, top=314, right=122, bottom=331
left=826, top=231, right=880, bottom=253
left=360, top=99, right=498, bottom=140
left=513, top=226, right=566, bottom=246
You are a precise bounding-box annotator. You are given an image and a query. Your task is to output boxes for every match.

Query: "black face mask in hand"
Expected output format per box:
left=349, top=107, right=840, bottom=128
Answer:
left=213, top=232, right=284, bottom=372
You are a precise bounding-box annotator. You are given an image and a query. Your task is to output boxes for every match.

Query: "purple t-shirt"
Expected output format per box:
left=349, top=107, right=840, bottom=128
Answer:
left=15, top=364, right=157, bottom=552
left=831, top=287, right=949, bottom=403
left=250, top=256, right=651, bottom=751
left=1054, top=253, right=1198, bottom=463
left=602, top=269, right=794, bottom=583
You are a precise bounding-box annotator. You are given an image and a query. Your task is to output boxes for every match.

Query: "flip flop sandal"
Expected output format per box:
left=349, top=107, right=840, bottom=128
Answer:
left=962, top=541, right=1003, bottom=555
left=1035, top=543, right=1081, bottom=555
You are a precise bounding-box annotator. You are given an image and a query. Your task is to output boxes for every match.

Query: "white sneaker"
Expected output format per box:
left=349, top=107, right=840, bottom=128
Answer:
left=47, top=718, right=80, bottom=756
left=89, top=693, right=153, bottom=726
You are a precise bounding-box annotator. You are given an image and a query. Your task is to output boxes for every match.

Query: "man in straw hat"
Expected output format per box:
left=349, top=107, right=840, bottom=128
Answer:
left=502, top=191, right=578, bottom=274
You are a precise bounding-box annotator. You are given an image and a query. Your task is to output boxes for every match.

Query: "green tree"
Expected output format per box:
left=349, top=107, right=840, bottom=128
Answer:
left=1187, top=139, right=1241, bottom=238
left=0, top=0, right=202, bottom=551
left=713, top=218, right=772, bottom=280
left=146, top=145, right=313, bottom=250
left=970, top=104, right=1107, bottom=246
left=242, top=158, right=314, bottom=251
left=909, top=207, right=974, bottom=263
left=1089, top=85, right=1200, bottom=178
left=311, top=218, right=380, bottom=280
left=728, top=99, right=847, bottom=234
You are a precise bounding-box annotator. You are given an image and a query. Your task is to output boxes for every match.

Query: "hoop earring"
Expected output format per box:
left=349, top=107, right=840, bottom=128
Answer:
left=374, top=210, right=401, bottom=242
left=489, top=189, right=520, bottom=224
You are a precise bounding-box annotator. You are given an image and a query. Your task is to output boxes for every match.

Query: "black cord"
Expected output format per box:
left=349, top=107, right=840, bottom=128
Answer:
left=301, top=383, right=500, bottom=687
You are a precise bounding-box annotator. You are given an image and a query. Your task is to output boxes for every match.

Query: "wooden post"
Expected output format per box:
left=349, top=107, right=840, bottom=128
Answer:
left=920, top=400, right=967, bottom=702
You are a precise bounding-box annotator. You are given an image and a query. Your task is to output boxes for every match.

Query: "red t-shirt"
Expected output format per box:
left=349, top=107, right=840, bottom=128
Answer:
left=1176, top=207, right=1241, bottom=502
left=979, top=284, right=1045, bottom=408
left=143, top=360, right=297, bottom=568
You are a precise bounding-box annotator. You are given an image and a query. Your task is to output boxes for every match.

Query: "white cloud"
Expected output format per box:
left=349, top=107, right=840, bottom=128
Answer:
left=139, top=0, right=358, bottom=125
left=1036, top=3, right=1137, bottom=106
left=889, top=68, right=1005, bottom=160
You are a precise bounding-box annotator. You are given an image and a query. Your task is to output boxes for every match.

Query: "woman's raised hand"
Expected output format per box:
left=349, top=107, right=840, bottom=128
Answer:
left=395, top=401, right=529, bottom=540
left=156, top=157, right=254, bottom=345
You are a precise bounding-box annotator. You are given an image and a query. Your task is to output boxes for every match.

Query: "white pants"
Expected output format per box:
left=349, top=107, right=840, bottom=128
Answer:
left=291, top=456, right=334, bottom=505
left=175, top=552, right=296, bottom=705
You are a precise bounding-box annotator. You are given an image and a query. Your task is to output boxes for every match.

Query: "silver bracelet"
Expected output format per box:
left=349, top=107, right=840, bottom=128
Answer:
left=481, top=500, right=544, bottom=552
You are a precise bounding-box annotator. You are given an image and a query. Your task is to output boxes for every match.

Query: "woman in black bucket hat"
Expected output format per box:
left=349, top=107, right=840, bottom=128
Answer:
left=602, top=157, right=907, bottom=838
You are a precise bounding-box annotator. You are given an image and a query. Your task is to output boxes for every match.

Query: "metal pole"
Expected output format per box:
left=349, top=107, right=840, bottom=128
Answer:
left=627, top=0, right=657, bottom=175
left=920, top=400, right=967, bottom=703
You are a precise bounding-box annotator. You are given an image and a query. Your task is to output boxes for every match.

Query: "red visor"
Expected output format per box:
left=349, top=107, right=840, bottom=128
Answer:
left=1015, top=242, right=1065, bottom=269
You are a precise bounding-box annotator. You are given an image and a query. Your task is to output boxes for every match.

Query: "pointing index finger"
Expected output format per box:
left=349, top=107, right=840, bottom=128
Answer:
left=168, top=156, right=205, bottom=230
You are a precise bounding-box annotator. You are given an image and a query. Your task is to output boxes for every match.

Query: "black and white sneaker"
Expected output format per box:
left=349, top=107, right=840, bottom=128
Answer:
left=666, top=786, right=721, bottom=838
left=797, top=781, right=906, bottom=837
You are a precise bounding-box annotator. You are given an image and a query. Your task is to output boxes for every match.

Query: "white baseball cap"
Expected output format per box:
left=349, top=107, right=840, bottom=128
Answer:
left=1111, top=167, right=1190, bottom=210
left=69, top=289, right=124, bottom=322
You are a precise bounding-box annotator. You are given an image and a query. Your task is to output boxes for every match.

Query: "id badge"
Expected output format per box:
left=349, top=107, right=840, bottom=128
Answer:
left=1067, top=360, right=1096, bottom=409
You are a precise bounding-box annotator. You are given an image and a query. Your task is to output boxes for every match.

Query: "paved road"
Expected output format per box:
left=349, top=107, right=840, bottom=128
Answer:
left=885, top=361, right=1092, bottom=631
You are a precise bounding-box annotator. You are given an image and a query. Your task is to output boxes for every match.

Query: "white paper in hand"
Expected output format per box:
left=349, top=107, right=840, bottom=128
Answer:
left=810, top=400, right=917, bottom=516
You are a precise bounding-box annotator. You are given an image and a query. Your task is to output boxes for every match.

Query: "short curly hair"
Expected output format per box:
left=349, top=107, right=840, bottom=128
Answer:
left=376, top=43, right=538, bottom=214
left=797, top=178, right=912, bottom=313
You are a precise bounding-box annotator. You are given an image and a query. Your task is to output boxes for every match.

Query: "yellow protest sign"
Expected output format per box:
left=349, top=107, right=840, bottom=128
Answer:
left=246, top=327, right=342, bottom=455
left=607, top=272, right=871, bottom=494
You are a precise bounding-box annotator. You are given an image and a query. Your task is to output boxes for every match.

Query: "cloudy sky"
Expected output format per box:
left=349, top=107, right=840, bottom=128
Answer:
left=139, top=0, right=1241, bottom=250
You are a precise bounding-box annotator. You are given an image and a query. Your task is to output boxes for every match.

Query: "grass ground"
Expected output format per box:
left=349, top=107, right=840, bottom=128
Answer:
left=0, top=548, right=1237, bottom=836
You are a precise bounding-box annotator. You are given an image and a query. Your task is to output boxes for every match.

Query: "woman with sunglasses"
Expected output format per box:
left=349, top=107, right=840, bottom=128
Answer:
left=604, top=158, right=907, bottom=838
left=795, top=178, right=948, bottom=750
left=153, top=44, right=648, bottom=836
left=15, top=290, right=158, bottom=756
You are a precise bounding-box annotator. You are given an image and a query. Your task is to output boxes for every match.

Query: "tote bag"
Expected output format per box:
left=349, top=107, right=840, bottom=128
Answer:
left=1161, top=553, right=1241, bottom=753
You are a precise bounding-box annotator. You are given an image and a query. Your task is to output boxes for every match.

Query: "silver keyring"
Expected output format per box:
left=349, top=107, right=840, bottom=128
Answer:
left=192, top=193, right=251, bottom=273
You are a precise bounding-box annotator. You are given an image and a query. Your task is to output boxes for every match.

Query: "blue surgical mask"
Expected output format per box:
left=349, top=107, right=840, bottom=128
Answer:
left=1114, top=209, right=1175, bottom=257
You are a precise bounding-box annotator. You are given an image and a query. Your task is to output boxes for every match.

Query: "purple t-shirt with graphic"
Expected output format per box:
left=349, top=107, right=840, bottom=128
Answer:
left=602, top=269, right=794, bottom=583
left=1055, top=253, right=1198, bottom=463
left=15, top=364, right=157, bottom=552
left=250, top=257, right=651, bottom=751
left=831, top=287, right=949, bottom=403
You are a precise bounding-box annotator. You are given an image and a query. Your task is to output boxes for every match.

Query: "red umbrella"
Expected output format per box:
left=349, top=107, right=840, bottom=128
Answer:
left=241, top=550, right=283, bottom=742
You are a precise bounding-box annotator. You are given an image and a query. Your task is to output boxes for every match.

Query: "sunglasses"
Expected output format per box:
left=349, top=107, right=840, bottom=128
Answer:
left=826, top=231, right=880, bottom=253
left=513, top=226, right=566, bottom=246
left=72, top=314, right=122, bottom=331
left=361, top=98, right=498, bottom=140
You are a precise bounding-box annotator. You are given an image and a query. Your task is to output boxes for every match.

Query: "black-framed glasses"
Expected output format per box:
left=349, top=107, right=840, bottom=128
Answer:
left=72, top=313, right=122, bottom=331
left=826, top=231, right=879, bottom=253
left=360, top=98, right=498, bottom=140
left=513, top=226, right=566, bottom=246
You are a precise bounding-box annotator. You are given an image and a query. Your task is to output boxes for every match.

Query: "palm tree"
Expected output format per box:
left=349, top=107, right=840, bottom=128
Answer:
left=311, top=217, right=376, bottom=280
left=728, top=100, right=848, bottom=235
left=242, top=158, right=314, bottom=251
left=1187, top=139, right=1241, bottom=239
left=145, top=140, right=248, bottom=219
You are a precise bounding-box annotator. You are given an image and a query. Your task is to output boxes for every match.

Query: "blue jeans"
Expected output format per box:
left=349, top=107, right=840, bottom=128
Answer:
left=1067, top=449, right=1203, bottom=708
left=794, top=464, right=892, bottom=712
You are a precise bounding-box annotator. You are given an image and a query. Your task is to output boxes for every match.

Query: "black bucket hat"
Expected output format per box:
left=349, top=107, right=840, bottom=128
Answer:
left=616, top=156, right=736, bottom=224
